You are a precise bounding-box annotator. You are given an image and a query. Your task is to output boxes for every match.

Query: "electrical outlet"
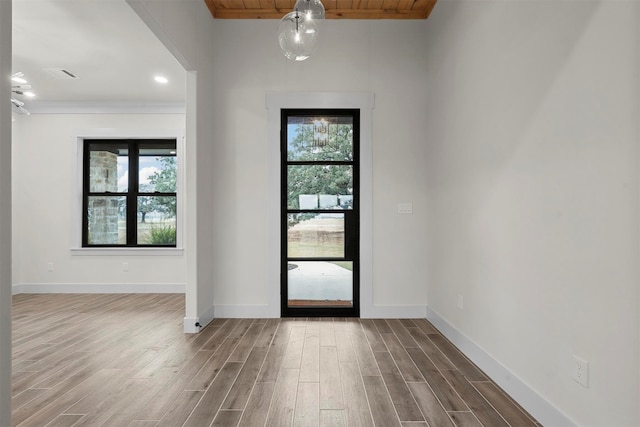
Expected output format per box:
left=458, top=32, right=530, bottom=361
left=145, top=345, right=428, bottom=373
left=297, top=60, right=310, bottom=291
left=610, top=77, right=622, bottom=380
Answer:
left=572, top=355, right=589, bottom=387
left=457, top=294, right=464, bottom=310
left=122, top=262, right=129, bottom=272
left=47, top=262, right=54, bottom=272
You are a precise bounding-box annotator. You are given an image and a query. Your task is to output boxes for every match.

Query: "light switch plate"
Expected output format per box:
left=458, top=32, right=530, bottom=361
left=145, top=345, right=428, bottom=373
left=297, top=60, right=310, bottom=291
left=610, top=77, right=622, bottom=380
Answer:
left=397, top=203, right=413, bottom=214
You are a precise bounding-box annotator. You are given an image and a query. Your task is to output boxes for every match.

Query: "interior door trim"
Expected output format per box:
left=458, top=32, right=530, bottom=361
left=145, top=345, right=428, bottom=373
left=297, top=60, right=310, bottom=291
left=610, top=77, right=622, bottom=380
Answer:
left=266, top=92, right=374, bottom=318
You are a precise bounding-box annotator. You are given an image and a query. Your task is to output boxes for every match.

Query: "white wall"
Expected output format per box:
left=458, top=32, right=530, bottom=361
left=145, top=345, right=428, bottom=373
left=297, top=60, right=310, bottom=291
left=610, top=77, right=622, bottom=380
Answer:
left=209, top=19, right=430, bottom=314
left=11, top=113, right=187, bottom=292
left=0, top=1, right=11, bottom=424
left=423, top=1, right=639, bottom=426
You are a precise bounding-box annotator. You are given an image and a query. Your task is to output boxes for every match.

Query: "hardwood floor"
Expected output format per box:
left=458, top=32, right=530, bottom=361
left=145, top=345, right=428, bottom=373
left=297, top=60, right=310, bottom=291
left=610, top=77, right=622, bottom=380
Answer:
left=11, top=294, right=540, bottom=426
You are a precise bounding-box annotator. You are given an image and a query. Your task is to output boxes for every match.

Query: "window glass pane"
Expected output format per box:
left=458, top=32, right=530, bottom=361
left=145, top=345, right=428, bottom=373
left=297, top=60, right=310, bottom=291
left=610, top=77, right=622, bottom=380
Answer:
left=288, top=213, right=344, bottom=258
left=288, top=261, right=353, bottom=307
left=137, top=196, right=177, bottom=245
left=287, top=116, right=353, bottom=161
left=139, top=145, right=177, bottom=193
left=87, top=196, right=126, bottom=244
left=88, top=143, right=128, bottom=193
left=84, top=140, right=178, bottom=248
left=287, top=165, right=353, bottom=210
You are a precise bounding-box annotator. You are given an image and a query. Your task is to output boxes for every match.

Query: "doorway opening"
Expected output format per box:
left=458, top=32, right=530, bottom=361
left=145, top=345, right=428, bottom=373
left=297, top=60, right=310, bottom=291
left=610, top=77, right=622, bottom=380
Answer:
left=281, top=109, right=360, bottom=317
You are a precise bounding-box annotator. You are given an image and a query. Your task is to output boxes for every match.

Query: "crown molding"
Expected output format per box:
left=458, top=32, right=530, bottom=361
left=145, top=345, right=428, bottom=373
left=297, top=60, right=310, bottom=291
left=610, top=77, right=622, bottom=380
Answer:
left=21, top=101, right=185, bottom=114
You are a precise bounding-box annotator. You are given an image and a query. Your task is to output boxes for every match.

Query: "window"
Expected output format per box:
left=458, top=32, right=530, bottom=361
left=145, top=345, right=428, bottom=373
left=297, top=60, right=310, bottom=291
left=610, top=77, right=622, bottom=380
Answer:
left=82, top=139, right=177, bottom=247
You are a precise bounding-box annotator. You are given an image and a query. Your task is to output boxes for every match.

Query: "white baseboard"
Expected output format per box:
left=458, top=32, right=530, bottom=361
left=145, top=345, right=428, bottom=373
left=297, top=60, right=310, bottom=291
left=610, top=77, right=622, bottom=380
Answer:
left=426, top=306, right=577, bottom=427
left=362, top=305, right=428, bottom=319
left=184, top=305, right=216, bottom=333
left=213, top=305, right=277, bottom=318
left=199, top=305, right=216, bottom=329
left=183, top=317, right=200, bottom=334
left=13, top=283, right=185, bottom=294
left=208, top=304, right=428, bottom=319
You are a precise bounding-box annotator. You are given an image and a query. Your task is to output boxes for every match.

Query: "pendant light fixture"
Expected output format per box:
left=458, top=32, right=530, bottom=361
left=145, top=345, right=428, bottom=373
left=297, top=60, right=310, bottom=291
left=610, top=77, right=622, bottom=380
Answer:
left=277, top=9, right=319, bottom=61
left=294, top=0, right=325, bottom=21
left=277, top=0, right=325, bottom=62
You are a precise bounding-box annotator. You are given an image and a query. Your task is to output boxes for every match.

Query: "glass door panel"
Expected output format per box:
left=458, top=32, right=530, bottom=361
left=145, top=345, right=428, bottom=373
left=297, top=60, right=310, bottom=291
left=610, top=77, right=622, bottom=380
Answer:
left=287, top=213, right=344, bottom=258
left=287, top=165, right=353, bottom=210
left=288, top=261, right=353, bottom=307
left=287, top=115, right=354, bottom=162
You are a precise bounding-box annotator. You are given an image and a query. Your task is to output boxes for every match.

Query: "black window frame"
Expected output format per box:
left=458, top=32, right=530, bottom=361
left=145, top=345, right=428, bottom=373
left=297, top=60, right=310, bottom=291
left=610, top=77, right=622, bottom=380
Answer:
left=82, top=138, right=178, bottom=248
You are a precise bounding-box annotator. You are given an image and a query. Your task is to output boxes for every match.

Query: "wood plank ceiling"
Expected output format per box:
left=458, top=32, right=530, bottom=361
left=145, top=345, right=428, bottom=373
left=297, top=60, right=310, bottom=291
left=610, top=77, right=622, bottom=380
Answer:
left=204, top=0, right=437, bottom=19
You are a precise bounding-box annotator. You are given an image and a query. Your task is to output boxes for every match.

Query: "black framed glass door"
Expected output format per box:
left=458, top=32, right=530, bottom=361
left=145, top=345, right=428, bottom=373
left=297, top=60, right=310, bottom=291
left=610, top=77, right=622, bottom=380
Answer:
left=281, top=109, right=360, bottom=317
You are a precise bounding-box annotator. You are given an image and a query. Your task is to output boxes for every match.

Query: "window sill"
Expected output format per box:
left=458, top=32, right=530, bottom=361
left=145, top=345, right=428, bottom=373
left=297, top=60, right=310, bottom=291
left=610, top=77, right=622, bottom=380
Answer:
left=70, top=248, right=184, bottom=256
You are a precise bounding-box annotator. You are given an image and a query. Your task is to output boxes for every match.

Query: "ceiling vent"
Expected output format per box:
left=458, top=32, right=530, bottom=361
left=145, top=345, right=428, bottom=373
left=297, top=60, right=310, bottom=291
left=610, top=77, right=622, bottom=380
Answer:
left=43, top=68, right=79, bottom=79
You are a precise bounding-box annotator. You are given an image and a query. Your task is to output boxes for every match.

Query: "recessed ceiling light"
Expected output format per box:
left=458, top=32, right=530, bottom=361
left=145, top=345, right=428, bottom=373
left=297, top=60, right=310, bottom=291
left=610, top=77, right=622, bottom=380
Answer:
left=154, top=76, right=169, bottom=84
left=23, top=91, right=36, bottom=98
left=11, top=72, right=27, bottom=84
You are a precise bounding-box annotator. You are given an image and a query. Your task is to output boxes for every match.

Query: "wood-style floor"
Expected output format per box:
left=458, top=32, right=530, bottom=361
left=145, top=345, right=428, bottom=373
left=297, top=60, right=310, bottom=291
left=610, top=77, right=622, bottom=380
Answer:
left=11, top=294, right=540, bottom=427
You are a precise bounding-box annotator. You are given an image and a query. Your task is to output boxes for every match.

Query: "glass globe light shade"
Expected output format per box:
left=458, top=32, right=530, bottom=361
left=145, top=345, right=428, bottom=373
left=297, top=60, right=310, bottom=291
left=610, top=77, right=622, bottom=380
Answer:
left=277, top=10, right=319, bottom=61
left=294, top=0, right=325, bottom=21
